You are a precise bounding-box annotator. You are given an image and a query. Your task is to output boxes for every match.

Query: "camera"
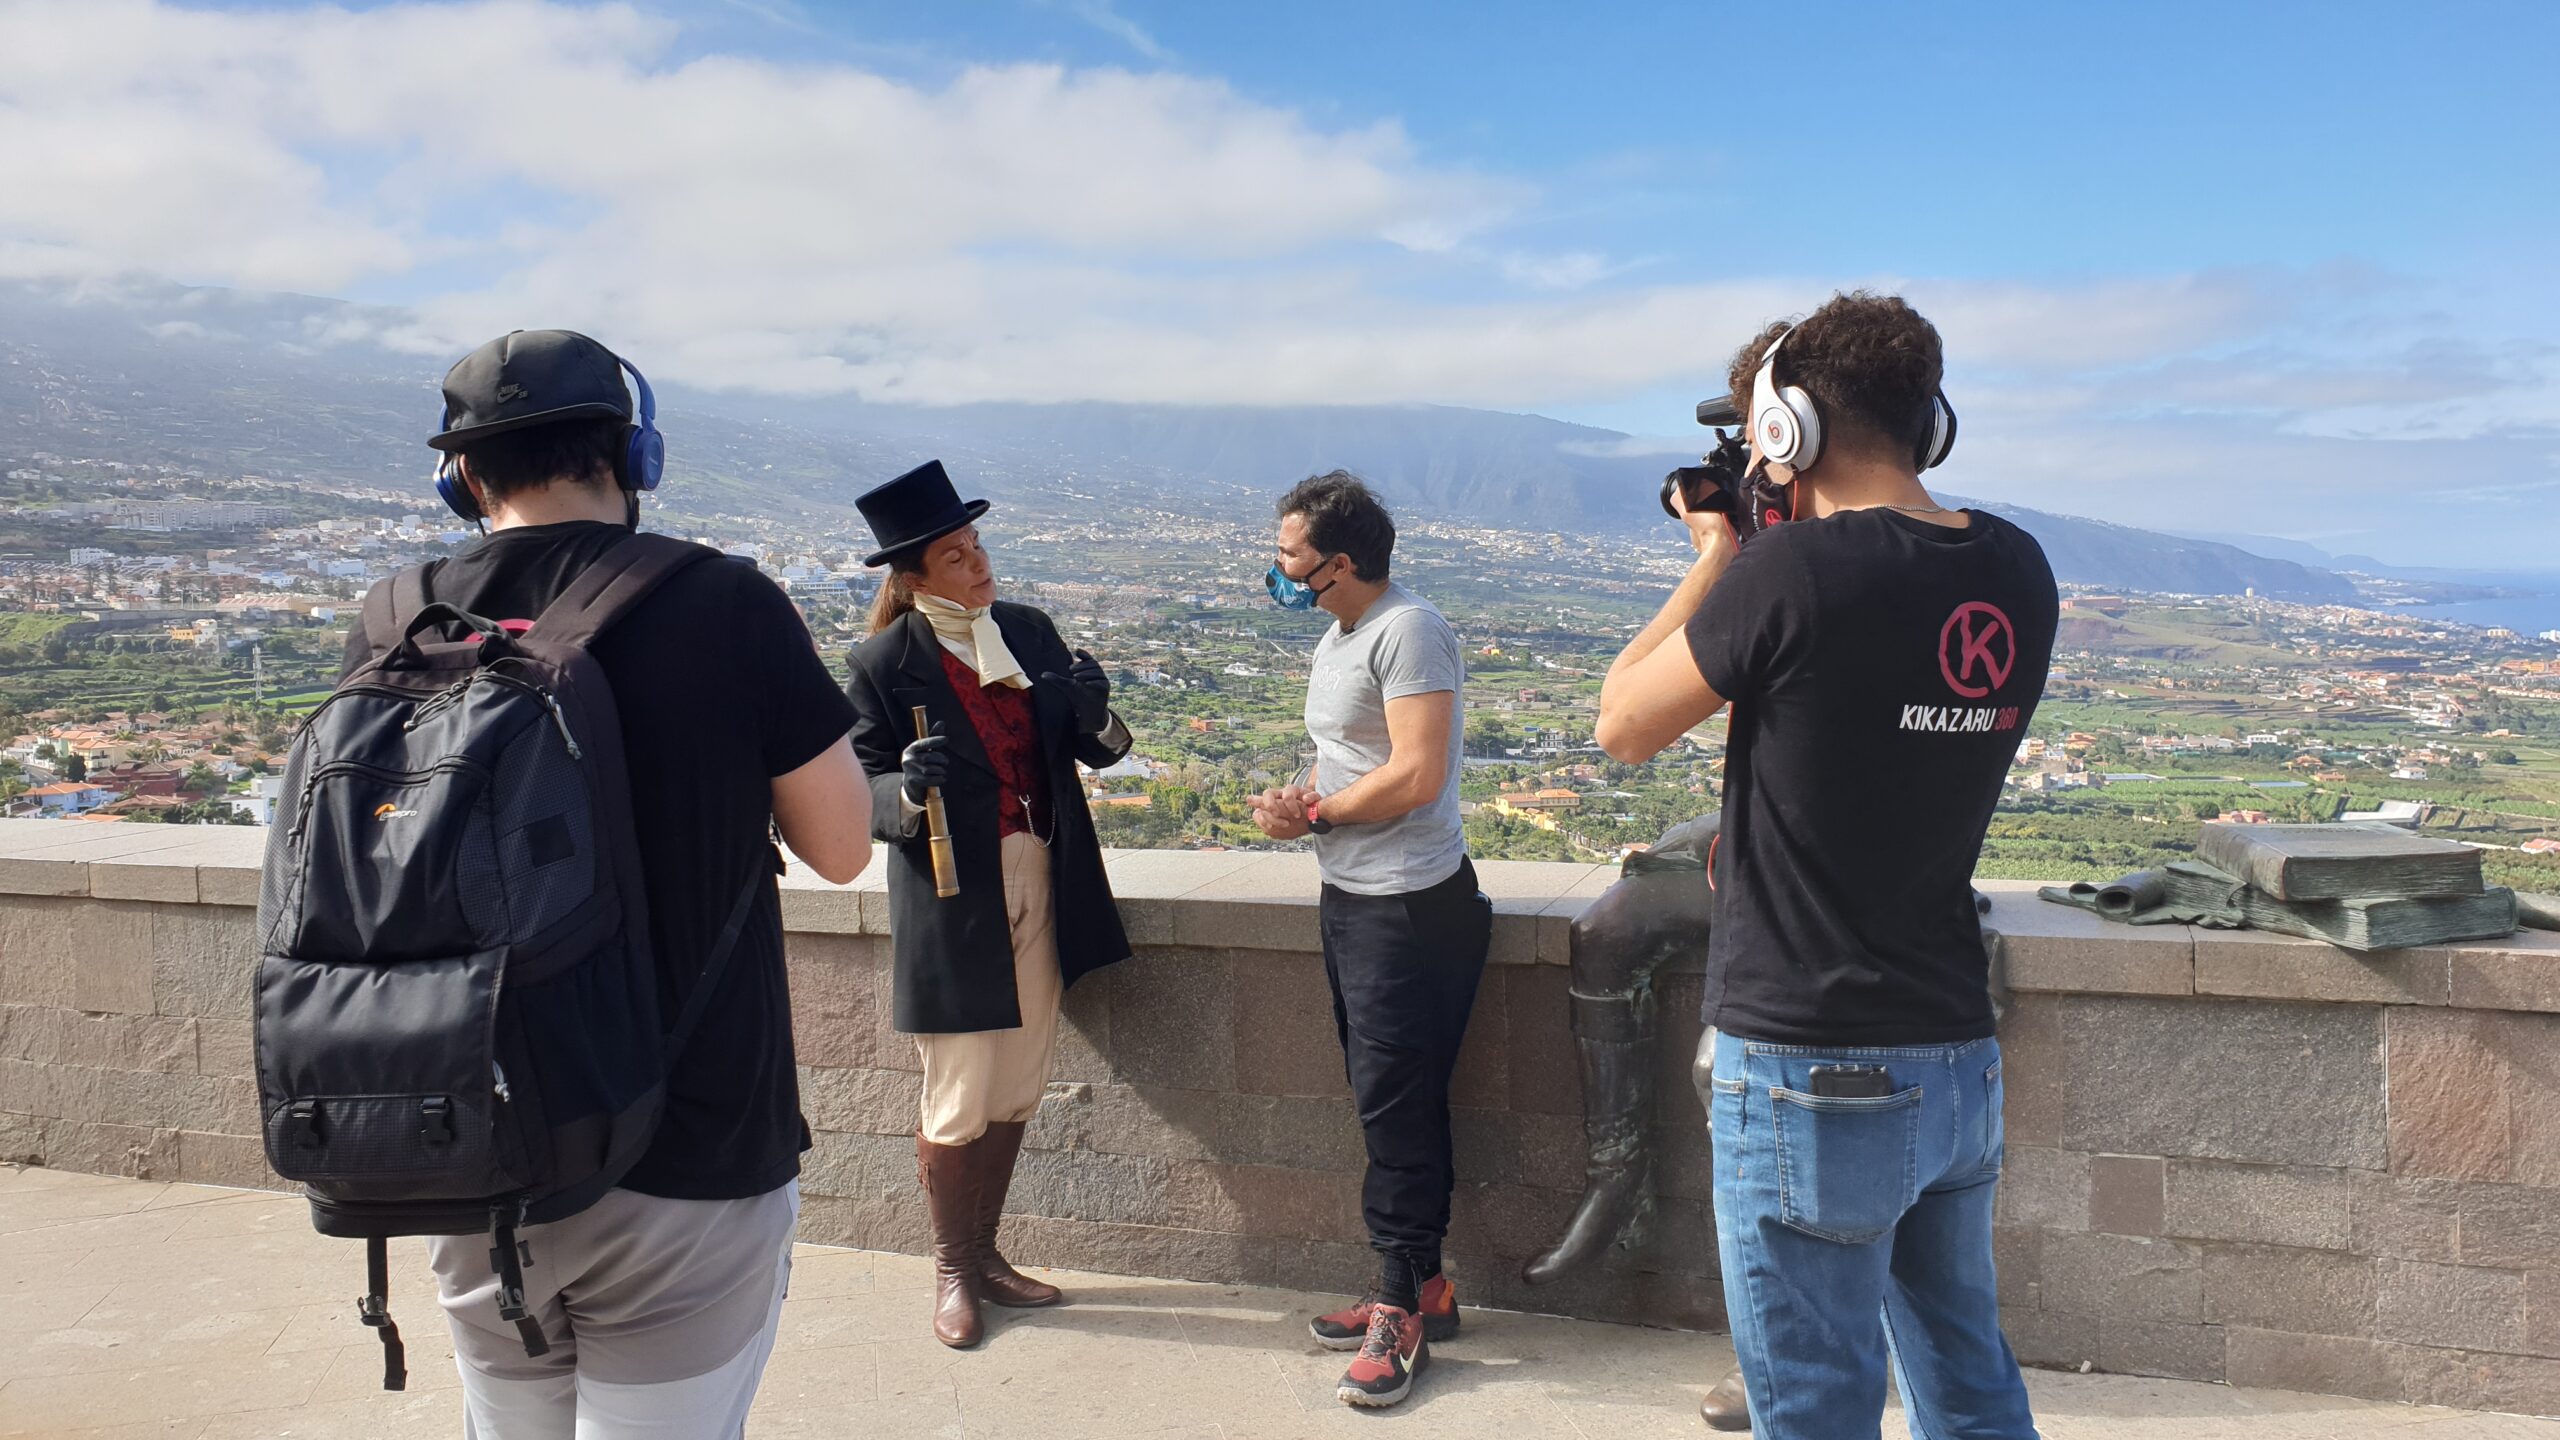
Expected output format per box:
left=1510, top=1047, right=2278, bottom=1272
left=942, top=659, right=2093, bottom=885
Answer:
left=1658, top=395, right=1750, bottom=522
left=1661, top=393, right=1801, bottom=543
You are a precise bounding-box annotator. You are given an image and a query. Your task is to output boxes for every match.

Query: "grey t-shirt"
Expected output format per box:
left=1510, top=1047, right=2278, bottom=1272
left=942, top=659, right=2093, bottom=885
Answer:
left=1304, top=582, right=1467, bottom=895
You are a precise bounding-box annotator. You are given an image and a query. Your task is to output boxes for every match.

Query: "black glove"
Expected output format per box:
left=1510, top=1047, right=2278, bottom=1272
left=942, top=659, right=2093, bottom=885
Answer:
left=1042, top=648, right=1111, bottom=734
left=899, top=724, right=950, bottom=805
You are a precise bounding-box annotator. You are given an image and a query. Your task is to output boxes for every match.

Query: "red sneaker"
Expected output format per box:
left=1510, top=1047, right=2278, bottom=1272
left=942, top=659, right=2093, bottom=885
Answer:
left=1308, top=1272, right=1458, bottom=1350
left=1336, top=1304, right=1429, bottom=1407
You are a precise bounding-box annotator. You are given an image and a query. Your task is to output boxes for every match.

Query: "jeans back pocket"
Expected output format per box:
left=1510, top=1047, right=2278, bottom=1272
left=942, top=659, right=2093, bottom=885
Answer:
left=1771, top=1085, right=1924, bottom=1244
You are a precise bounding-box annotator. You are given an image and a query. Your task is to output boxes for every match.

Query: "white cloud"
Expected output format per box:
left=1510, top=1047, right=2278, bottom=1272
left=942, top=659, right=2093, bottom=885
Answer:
left=1912, top=271, right=2301, bottom=373
left=0, top=0, right=2554, bottom=568
left=0, top=0, right=2529, bottom=416
left=720, top=0, right=817, bottom=34
left=1496, top=249, right=1633, bottom=292
left=1055, top=0, right=1173, bottom=62
left=1558, top=434, right=1705, bottom=459
left=0, top=5, right=1498, bottom=255
left=0, top=0, right=1561, bottom=394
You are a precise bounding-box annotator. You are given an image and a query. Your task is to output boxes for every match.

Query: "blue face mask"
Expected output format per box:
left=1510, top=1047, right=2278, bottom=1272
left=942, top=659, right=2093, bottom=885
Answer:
left=1265, top=555, right=1338, bottom=611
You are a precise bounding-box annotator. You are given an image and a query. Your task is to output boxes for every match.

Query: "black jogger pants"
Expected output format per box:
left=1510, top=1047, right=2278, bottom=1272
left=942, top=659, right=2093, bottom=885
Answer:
left=1318, top=856, right=1493, bottom=1270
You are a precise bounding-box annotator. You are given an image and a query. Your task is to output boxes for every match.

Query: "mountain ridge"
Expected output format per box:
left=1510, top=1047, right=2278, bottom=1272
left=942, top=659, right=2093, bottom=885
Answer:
left=0, top=278, right=2357, bottom=603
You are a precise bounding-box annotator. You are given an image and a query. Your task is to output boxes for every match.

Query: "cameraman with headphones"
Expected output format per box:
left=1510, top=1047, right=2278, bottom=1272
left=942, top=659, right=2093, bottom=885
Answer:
left=338, top=331, right=873, bottom=1436
left=1595, top=293, right=2055, bottom=1437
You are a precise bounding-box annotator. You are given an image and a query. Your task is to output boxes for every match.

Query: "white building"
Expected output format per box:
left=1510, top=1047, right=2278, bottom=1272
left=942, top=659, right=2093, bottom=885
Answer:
left=229, top=774, right=289, bottom=826
left=2343, top=799, right=2430, bottom=827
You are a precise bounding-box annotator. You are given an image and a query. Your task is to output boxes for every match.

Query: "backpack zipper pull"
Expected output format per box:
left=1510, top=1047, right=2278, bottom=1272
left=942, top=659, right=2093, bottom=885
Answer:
left=288, top=766, right=321, bottom=843
left=402, top=676, right=475, bottom=733
left=540, top=692, right=582, bottom=760
left=492, top=1062, right=511, bottom=1104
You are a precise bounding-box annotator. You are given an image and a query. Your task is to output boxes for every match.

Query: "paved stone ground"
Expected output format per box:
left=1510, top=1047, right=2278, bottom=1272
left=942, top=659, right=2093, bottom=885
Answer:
left=3, top=1168, right=2555, bottom=1439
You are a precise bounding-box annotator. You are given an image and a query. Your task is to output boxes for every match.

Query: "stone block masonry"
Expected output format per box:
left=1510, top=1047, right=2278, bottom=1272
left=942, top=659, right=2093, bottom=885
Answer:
left=5, top=824, right=2560, bottom=1414
left=1985, top=899, right=2560, bottom=1416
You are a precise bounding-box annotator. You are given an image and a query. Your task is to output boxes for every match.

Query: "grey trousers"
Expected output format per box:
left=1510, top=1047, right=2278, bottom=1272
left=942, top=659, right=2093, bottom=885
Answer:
left=429, top=1181, right=799, bottom=1439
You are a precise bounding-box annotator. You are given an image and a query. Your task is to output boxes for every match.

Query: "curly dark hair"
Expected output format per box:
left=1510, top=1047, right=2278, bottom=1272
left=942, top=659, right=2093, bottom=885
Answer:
left=1276, top=470, right=1395, bottom=581
left=452, top=417, right=627, bottom=503
left=1725, top=291, right=1944, bottom=466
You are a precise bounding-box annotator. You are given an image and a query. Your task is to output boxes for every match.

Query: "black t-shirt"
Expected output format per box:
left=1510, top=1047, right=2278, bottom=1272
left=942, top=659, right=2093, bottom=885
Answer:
left=1686, top=508, right=2057, bottom=1046
left=339, top=522, right=856, bottom=1199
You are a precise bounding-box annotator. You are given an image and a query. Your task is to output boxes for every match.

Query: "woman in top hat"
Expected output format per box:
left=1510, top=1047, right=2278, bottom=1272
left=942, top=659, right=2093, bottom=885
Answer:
left=842, top=459, right=1134, bottom=1349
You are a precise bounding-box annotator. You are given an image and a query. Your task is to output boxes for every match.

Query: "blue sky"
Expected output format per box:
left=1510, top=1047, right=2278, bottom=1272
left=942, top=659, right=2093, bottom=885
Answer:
left=711, top=1, right=2554, bottom=278
left=679, top=1, right=2560, bottom=277
left=3, top=0, right=2556, bottom=566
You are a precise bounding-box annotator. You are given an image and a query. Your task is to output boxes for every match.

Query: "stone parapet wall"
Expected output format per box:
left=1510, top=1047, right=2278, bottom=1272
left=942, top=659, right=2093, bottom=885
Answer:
left=1990, top=946, right=2560, bottom=1413
left=3, top=816, right=2558, bottom=1414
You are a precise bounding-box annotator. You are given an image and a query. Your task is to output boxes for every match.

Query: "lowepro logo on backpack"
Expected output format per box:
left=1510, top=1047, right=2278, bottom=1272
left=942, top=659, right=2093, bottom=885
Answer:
left=253, top=534, right=769, bottom=1392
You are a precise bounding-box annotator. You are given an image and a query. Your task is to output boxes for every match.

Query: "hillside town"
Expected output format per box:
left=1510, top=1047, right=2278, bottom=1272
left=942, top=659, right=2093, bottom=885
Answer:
left=5, top=443, right=2558, bottom=893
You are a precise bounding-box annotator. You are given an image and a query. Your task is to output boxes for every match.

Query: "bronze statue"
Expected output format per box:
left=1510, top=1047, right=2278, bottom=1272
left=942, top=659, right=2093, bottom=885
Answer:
left=1523, top=810, right=2006, bottom=1432
left=1526, top=810, right=2008, bottom=1284
left=1521, top=811, right=1720, bottom=1285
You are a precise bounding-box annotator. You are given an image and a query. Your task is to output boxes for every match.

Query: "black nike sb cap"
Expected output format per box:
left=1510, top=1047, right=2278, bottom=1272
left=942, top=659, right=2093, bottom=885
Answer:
left=428, top=329, right=633, bottom=452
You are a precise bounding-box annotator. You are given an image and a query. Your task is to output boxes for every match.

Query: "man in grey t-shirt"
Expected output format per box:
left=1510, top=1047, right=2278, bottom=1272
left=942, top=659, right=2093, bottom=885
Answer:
left=1249, top=472, right=1492, bottom=1410
left=1303, top=581, right=1468, bottom=892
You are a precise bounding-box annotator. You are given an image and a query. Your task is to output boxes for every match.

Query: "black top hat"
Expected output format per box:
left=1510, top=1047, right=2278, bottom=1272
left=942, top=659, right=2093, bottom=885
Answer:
left=430, top=330, right=633, bottom=451
left=856, top=460, right=991, bottom=567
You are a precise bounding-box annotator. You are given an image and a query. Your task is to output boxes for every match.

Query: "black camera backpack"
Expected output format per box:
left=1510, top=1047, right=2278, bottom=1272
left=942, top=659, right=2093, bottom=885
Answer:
left=254, top=533, right=762, bottom=1390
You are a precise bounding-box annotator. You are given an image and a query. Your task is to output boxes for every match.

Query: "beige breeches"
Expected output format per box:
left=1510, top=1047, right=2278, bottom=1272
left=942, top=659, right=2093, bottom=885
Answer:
left=915, top=831, right=1064, bottom=1145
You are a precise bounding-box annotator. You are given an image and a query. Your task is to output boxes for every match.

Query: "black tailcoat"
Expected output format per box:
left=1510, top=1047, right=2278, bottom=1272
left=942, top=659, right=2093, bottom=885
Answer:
left=844, top=603, right=1132, bottom=1033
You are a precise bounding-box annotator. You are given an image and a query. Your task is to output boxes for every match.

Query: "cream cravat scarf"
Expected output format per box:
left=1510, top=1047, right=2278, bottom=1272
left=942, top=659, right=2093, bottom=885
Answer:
left=914, top=593, right=1030, bottom=689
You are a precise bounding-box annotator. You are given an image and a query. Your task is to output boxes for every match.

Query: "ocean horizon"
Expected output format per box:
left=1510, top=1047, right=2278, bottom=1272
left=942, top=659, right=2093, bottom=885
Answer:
left=2395, top=593, right=2560, bottom=638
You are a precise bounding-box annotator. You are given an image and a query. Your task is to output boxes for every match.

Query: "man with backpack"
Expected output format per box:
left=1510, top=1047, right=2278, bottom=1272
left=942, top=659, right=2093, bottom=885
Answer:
left=273, top=330, right=873, bottom=1437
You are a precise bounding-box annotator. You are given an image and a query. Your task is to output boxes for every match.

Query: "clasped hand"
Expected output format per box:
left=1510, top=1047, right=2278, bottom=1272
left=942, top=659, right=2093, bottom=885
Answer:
left=1247, top=783, right=1320, bottom=840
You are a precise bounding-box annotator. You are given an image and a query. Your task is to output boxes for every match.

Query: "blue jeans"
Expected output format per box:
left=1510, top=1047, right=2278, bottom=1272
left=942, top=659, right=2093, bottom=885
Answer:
left=1708, top=1030, right=2037, bottom=1439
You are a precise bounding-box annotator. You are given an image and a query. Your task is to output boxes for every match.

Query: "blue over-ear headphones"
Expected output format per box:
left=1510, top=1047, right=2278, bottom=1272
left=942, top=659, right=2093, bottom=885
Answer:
left=434, top=446, right=475, bottom=523
left=619, top=358, right=666, bottom=494
left=434, top=352, right=665, bottom=523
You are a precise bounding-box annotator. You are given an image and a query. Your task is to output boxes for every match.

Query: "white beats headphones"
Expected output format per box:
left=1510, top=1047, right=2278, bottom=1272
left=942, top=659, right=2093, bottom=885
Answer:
left=1749, top=325, right=1958, bottom=474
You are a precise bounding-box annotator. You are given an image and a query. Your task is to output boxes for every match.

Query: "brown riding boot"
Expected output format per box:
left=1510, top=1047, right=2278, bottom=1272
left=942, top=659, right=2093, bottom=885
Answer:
left=972, top=1121, right=1063, bottom=1308
left=1699, top=1369, right=1751, bottom=1431
left=917, top=1133, right=984, bottom=1348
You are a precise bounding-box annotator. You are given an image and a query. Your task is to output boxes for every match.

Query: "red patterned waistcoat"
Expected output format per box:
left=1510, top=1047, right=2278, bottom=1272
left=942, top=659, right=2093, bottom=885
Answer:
left=936, top=648, right=1052, bottom=841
